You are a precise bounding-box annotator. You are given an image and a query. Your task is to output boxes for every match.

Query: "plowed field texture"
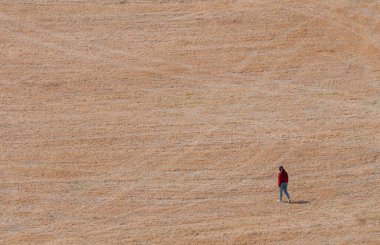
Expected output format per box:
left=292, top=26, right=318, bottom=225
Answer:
left=1, top=0, right=380, bottom=244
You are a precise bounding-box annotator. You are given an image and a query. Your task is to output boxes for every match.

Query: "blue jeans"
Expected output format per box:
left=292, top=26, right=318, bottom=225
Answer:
left=279, top=183, right=290, bottom=201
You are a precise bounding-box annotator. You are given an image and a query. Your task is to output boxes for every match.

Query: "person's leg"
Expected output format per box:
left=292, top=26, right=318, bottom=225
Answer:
left=279, top=184, right=284, bottom=201
left=283, top=183, right=291, bottom=200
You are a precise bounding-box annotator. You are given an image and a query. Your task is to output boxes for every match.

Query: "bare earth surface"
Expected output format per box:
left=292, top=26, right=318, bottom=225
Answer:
left=1, top=0, right=380, bottom=244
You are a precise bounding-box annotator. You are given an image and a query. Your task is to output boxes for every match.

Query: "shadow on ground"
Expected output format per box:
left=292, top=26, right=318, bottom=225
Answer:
left=291, top=200, right=310, bottom=204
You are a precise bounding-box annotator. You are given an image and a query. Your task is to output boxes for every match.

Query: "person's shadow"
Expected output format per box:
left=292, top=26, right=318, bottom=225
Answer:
left=290, top=200, right=310, bottom=204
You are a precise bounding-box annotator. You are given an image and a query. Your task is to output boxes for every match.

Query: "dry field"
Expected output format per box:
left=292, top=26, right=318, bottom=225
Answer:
left=1, top=0, right=380, bottom=244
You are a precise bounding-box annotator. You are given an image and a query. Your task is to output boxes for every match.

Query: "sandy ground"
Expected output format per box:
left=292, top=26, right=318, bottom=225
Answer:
left=1, top=0, right=380, bottom=244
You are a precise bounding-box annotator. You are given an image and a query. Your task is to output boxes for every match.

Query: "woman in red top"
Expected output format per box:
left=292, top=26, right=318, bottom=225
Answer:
left=278, top=166, right=291, bottom=203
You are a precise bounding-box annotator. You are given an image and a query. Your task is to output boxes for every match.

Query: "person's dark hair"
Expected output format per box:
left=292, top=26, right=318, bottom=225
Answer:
left=279, top=166, right=285, bottom=172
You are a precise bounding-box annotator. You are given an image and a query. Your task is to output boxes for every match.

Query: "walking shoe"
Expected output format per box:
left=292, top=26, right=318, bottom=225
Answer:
left=288, top=199, right=292, bottom=203
left=277, top=199, right=282, bottom=203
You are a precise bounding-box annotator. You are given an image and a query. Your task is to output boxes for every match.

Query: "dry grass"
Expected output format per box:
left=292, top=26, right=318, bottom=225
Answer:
left=0, top=0, right=380, bottom=244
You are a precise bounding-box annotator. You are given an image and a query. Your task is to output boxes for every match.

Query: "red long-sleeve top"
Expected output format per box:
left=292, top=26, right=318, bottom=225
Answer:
left=278, top=171, right=288, bottom=186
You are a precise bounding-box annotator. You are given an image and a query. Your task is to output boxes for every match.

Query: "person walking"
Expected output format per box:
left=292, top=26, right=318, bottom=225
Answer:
left=278, top=165, right=291, bottom=203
